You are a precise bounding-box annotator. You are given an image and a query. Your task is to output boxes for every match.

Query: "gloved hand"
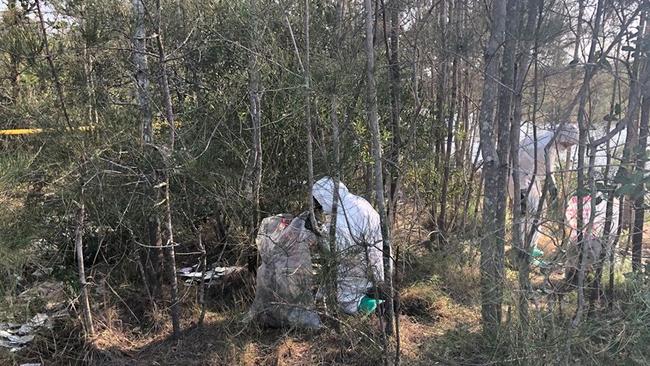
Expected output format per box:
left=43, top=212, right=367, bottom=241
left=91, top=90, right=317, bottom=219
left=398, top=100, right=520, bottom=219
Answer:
left=300, top=211, right=321, bottom=236
left=548, top=182, right=558, bottom=204
left=358, top=295, right=384, bottom=315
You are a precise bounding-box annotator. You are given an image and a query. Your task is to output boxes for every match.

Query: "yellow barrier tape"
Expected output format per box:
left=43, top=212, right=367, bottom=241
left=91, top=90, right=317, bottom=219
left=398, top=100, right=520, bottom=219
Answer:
left=0, top=126, right=95, bottom=136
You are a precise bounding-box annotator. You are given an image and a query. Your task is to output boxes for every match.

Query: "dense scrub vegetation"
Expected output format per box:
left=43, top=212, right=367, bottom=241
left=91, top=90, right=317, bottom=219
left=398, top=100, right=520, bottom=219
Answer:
left=1, top=0, right=649, bottom=364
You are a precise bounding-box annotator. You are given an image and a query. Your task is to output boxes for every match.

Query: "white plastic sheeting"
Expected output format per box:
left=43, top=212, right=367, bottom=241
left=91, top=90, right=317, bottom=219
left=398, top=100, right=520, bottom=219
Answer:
left=178, top=265, right=244, bottom=285
left=0, top=313, right=52, bottom=352
left=0, top=280, right=69, bottom=353
left=312, top=177, right=384, bottom=314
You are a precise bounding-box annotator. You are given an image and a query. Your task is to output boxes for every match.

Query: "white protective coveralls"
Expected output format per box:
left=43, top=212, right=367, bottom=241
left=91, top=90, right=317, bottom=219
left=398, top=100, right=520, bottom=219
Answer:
left=312, top=177, right=385, bottom=314
left=510, top=123, right=579, bottom=248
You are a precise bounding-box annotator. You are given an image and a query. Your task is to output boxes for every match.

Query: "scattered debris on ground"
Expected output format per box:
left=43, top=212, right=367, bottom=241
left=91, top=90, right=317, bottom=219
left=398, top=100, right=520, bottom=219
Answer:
left=0, top=280, right=69, bottom=353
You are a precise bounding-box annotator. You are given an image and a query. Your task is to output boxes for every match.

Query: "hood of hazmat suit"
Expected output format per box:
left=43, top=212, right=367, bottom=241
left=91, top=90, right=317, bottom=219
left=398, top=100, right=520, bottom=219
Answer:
left=312, top=177, right=384, bottom=314
left=515, top=123, right=579, bottom=207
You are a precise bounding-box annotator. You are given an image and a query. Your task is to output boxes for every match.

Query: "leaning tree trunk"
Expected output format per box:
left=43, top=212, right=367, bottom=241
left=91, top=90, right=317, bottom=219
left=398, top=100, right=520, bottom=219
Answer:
left=477, top=0, right=507, bottom=335
left=75, top=195, right=95, bottom=337
left=364, top=0, right=396, bottom=345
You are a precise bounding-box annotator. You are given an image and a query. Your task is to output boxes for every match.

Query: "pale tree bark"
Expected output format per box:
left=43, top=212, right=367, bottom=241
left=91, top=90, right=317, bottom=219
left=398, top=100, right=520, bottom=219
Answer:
left=81, top=16, right=98, bottom=127
left=197, top=228, right=207, bottom=327
left=633, top=95, right=649, bottom=272
left=603, top=57, right=621, bottom=307
left=75, top=193, right=95, bottom=337
left=304, top=0, right=318, bottom=235
left=386, top=2, right=401, bottom=359
left=132, top=0, right=153, bottom=144
left=131, top=0, right=163, bottom=300
left=247, top=0, right=263, bottom=272
left=364, top=0, right=396, bottom=347
left=154, top=0, right=181, bottom=338
left=478, top=0, right=507, bottom=335
left=432, top=1, right=448, bottom=245
left=632, top=12, right=649, bottom=274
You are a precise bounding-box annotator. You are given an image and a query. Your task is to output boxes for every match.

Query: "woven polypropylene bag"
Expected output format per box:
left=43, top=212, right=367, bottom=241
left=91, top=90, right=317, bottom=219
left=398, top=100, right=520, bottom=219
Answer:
left=248, top=214, right=321, bottom=329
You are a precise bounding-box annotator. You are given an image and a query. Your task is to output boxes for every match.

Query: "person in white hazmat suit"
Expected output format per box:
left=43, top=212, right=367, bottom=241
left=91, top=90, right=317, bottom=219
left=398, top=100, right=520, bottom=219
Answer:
left=510, top=123, right=579, bottom=260
left=312, top=177, right=385, bottom=315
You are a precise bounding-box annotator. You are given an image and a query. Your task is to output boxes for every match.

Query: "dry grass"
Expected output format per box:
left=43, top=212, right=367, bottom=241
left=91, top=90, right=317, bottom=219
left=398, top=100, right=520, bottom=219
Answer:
left=7, top=197, right=650, bottom=365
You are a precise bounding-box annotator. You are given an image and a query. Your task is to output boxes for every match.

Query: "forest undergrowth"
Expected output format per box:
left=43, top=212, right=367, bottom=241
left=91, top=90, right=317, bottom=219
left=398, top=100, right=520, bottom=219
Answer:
left=2, top=198, right=650, bottom=366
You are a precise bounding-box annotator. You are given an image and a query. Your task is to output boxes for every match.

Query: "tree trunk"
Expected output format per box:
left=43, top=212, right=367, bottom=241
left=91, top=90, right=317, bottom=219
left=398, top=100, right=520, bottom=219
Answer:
left=387, top=0, right=401, bottom=227
left=618, top=14, right=646, bottom=241
left=304, top=0, right=318, bottom=235
left=438, top=8, right=458, bottom=246
left=511, top=0, right=539, bottom=328
left=478, top=0, right=507, bottom=335
left=131, top=0, right=164, bottom=301
left=364, top=0, right=395, bottom=344
left=326, top=0, right=344, bottom=315
left=493, top=0, right=518, bottom=304
left=433, top=2, right=448, bottom=244
left=570, top=0, right=585, bottom=80
left=247, top=0, right=263, bottom=273
left=197, top=228, right=207, bottom=327
left=572, top=0, right=605, bottom=328
left=154, top=0, right=181, bottom=337
left=632, top=92, right=649, bottom=273
left=75, top=196, right=95, bottom=337
left=132, top=0, right=153, bottom=144
left=631, top=14, right=649, bottom=273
